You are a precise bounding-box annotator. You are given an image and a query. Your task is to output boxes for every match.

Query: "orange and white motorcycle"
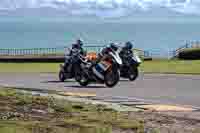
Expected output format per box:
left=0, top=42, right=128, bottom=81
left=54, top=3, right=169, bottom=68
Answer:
left=74, top=47, right=122, bottom=88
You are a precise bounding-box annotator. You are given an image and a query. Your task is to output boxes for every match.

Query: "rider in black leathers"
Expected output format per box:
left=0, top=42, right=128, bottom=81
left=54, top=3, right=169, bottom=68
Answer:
left=64, top=39, right=86, bottom=72
left=119, top=41, right=133, bottom=59
left=70, top=39, right=86, bottom=56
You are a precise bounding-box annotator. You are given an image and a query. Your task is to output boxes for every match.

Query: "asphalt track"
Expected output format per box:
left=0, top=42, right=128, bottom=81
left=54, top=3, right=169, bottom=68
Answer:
left=0, top=73, right=200, bottom=107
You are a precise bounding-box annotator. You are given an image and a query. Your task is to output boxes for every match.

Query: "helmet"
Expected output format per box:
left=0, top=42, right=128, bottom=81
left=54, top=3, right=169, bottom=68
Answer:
left=72, top=43, right=79, bottom=49
left=125, top=41, right=133, bottom=50
left=109, top=43, right=118, bottom=51
left=76, top=39, right=83, bottom=47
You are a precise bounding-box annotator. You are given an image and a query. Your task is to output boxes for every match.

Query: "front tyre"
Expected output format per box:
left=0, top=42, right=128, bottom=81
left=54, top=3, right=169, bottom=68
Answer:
left=105, top=69, right=120, bottom=88
left=76, top=72, right=89, bottom=87
left=129, top=67, right=139, bottom=81
left=78, top=76, right=89, bottom=87
left=59, top=70, right=66, bottom=82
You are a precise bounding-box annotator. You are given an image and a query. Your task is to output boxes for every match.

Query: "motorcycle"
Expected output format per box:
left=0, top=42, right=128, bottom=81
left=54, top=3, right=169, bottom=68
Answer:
left=59, top=48, right=84, bottom=82
left=119, top=49, right=142, bottom=81
left=75, top=47, right=122, bottom=88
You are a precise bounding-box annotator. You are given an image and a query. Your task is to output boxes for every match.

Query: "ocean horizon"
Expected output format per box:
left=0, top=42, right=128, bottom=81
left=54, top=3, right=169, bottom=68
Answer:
left=0, top=19, right=200, bottom=56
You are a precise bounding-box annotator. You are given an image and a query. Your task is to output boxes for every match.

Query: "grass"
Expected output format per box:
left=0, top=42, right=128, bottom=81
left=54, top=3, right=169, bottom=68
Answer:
left=0, top=121, right=113, bottom=133
left=1, top=59, right=200, bottom=74
left=139, top=59, right=200, bottom=74
left=0, top=88, right=145, bottom=133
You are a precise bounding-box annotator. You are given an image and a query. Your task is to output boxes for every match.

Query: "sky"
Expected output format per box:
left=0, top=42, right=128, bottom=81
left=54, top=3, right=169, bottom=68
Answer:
left=0, top=0, right=200, bottom=18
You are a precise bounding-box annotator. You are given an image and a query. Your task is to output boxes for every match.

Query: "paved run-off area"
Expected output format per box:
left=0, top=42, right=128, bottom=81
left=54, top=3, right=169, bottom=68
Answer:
left=0, top=73, right=200, bottom=108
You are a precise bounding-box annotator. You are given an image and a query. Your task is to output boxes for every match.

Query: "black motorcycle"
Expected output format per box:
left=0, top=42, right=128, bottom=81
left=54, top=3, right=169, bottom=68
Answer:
left=75, top=48, right=122, bottom=88
left=119, top=49, right=142, bottom=81
left=59, top=48, right=84, bottom=82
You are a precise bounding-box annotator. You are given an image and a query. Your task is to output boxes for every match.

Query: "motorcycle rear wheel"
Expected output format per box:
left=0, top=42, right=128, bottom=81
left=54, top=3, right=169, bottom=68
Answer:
left=59, top=70, right=66, bottom=82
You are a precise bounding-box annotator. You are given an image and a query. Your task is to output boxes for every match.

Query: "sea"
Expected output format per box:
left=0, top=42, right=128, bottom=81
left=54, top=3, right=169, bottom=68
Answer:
left=0, top=19, right=200, bottom=57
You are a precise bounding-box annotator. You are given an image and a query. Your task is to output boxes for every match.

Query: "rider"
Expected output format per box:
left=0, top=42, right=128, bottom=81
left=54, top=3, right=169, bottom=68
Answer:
left=64, top=39, right=86, bottom=71
left=70, top=39, right=86, bottom=56
left=96, top=42, right=119, bottom=63
left=119, top=41, right=133, bottom=57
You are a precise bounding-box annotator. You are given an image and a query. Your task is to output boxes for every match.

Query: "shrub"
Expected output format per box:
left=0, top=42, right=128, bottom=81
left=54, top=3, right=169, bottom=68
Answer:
left=178, top=48, right=200, bottom=60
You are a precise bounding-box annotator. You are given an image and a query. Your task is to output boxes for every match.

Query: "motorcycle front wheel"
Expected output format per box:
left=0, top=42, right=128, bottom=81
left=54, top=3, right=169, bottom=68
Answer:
left=128, top=67, right=139, bottom=81
left=76, top=72, right=89, bottom=87
left=105, top=69, right=120, bottom=88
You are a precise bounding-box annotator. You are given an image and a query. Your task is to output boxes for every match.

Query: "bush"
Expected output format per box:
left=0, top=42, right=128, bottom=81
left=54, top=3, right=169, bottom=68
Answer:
left=178, top=48, right=200, bottom=60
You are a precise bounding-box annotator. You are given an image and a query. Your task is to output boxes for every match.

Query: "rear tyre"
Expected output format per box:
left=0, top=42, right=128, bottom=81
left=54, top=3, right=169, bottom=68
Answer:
left=128, top=67, right=138, bottom=81
left=105, top=69, right=120, bottom=88
left=59, top=70, right=66, bottom=82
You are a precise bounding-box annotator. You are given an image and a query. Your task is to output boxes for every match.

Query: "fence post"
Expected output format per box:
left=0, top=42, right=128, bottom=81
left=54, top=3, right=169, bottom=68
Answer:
left=39, top=48, right=41, bottom=55
left=23, top=49, right=26, bottom=55
left=50, top=48, right=52, bottom=55
left=30, top=49, right=32, bottom=55
left=172, top=50, right=176, bottom=57
left=44, top=48, right=46, bottom=55
left=46, top=48, right=48, bottom=55
left=21, top=49, right=24, bottom=55
left=144, top=51, right=149, bottom=57
left=186, top=43, right=189, bottom=48
left=47, top=48, right=50, bottom=55
left=54, top=48, right=57, bottom=55
left=16, top=49, right=18, bottom=56
left=144, top=51, right=146, bottom=57
left=44, top=48, right=47, bottom=55
left=7, top=49, right=9, bottom=56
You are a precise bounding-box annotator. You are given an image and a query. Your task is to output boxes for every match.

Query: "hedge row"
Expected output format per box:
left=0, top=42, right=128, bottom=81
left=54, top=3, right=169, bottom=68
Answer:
left=178, top=48, right=200, bottom=60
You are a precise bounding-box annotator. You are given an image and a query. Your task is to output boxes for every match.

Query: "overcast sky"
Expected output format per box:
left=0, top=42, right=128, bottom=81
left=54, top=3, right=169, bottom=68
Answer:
left=0, top=0, right=200, bottom=17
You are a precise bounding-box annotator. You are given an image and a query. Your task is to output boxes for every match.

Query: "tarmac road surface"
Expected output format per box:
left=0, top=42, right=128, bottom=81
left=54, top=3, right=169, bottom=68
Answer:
left=0, top=73, right=200, bottom=107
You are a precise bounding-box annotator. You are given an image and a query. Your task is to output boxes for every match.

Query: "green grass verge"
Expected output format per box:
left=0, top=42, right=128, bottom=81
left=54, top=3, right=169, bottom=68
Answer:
left=1, top=59, right=200, bottom=74
left=140, top=59, right=200, bottom=74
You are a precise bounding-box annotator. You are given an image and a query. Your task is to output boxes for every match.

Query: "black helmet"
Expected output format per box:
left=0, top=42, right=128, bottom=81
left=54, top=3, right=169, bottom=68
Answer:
left=125, top=41, right=133, bottom=49
left=110, top=43, right=118, bottom=51
left=76, top=39, right=83, bottom=47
